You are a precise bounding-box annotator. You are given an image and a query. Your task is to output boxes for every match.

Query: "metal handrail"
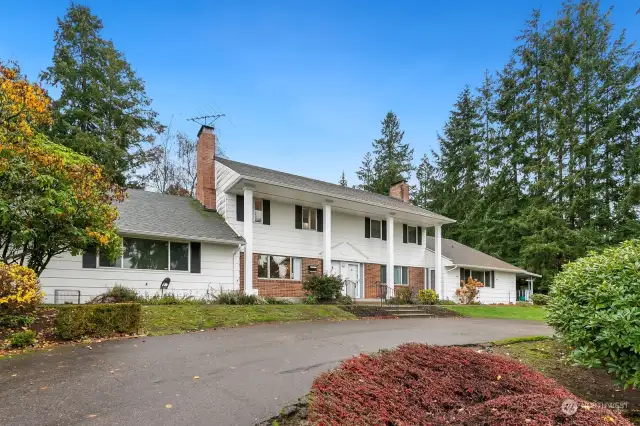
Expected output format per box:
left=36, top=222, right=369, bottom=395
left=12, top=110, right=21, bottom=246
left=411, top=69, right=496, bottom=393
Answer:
left=343, top=279, right=358, bottom=299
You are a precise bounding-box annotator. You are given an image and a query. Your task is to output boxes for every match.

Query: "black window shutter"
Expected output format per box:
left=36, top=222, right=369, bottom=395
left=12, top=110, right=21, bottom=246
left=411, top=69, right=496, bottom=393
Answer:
left=417, top=226, right=422, bottom=245
left=236, top=195, right=244, bottom=222
left=295, top=205, right=302, bottom=229
left=381, top=220, right=387, bottom=241
left=317, top=209, right=323, bottom=232
left=364, top=217, right=371, bottom=238
left=402, top=224, right=408, bottom=244
left=82, top=245, right=97, bottom=268
left=190, top=242, right=201, bottom=273
left=263, top=199, right=271, bottom=225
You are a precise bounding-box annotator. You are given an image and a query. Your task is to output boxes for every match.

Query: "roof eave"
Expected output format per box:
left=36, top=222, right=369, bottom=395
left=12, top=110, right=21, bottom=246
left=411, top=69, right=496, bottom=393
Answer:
left=231, top=175, right=456, bottom=225
left=119, top=229, right=245, bottom=246
left=454, top=263, right=540, bottom=277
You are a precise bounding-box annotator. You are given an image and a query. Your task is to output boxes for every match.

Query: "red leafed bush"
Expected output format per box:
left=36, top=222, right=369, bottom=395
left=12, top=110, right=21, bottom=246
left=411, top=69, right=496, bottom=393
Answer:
left=308, top=344, right=631, bottom=426
left=451, top=394, right=631, bottom=425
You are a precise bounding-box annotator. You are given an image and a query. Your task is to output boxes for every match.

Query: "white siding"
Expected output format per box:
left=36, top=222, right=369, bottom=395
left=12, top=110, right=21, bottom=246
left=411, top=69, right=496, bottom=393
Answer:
left=40, top=243, right=238, bottom=303
left=444, top=267, right=517, bottom=304
left=224, top=194, right=436, bottom=267
left=215, top=162, right=240, bottom=219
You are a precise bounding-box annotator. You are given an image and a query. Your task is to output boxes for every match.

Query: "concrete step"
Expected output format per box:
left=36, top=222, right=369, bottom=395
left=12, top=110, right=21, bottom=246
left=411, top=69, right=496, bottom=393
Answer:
left=393, top=313, right=435, bottom=318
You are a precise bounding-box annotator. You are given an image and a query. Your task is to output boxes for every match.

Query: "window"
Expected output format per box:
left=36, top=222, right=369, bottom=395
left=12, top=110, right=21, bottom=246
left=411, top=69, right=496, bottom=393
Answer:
left=380, top=265, right=387, bottom=284
left=407, top=226, right=417, bottom=244
left=98, top=238, right=190, bottom=271
left=258, top=254, right=301, bottom=280
left=370, top=219, right=381, bottom=239
left=459, top=268, right=495, bottom=288
left=394, top=266, right=409, bottom=285
left=302, top=207, right=317, bottom=230
left=427, top=268, right=436, bottom=290
left=254, top=198, right=263, bottom=223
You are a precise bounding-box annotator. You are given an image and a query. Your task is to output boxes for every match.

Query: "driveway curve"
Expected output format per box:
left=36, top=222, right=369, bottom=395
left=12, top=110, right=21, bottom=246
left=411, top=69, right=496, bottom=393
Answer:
left=1, top=317, right=551, bottom=426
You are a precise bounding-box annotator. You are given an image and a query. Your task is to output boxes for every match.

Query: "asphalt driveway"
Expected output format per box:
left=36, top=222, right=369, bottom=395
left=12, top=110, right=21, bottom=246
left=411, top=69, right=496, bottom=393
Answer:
left=0, top=317, right=551, bottom=426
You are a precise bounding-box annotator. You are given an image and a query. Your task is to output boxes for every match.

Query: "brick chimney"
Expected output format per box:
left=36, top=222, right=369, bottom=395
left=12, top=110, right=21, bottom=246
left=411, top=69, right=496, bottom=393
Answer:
left=389, top=180, right=409, bottom=203
left=195, top=125, right=216, bottom=211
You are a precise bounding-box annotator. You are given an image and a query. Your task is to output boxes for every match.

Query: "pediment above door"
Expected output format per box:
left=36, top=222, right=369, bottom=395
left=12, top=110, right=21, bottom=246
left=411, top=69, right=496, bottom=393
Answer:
left=322, top=242, right=369, bottom=263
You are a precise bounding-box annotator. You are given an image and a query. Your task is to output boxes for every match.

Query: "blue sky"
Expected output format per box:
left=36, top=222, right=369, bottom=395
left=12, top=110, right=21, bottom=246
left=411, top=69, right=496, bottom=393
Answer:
left=1, top=1, right=638, bottom=186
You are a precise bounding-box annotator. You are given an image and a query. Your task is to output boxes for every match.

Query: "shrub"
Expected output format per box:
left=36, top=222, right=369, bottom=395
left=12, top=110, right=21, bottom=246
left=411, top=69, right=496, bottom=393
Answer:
left=54, top=303, right=141, bottom=340
left=455, top=277, right=482, bottom=304
left=0, top=314, right=34, bottom=328
left=417, top=289, right=439, bottom=305
left=547, top=240, right=640, bottom=389
left=139, top=293, right=198, bottom=305
left=215, top=291, right=262, bottom=305
left=302, top=294, right=318, bottom=305
left=308, top=344, right=630, bottom=425
left=90, top=285, right=139, bottom=303
left=0, top=263, right=44, bottom=316
left=302, top=274, right=343, bottom=302
left=10, top=330, right=36, bottom=347
left=336, top=294, right=353, bottom=305
left=393, top=286, right=414, bottom=304
left=530, top=293, right=549, bottom=306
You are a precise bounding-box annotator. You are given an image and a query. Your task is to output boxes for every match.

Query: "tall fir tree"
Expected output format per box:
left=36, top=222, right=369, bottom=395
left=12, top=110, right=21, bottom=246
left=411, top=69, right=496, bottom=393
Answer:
left=41, top=4, right=163, bottom=185
left=357, top=111, right=413, bottom=195
left=338, top=171, right=348, bottom=187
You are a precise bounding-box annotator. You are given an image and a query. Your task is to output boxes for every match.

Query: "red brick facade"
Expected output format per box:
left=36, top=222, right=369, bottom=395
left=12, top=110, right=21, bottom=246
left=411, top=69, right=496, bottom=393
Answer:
left=195, top=125, right=216, bottom=210
left=364, top=263, right=424, bottom=298
left=408, top=266, right=425, bottom=296
left=239, top=252, right=323, bottom=297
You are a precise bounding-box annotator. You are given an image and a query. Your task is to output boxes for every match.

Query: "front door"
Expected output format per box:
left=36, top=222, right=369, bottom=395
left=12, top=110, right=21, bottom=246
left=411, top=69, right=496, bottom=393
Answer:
left=343, top=263, right=361, bottom=299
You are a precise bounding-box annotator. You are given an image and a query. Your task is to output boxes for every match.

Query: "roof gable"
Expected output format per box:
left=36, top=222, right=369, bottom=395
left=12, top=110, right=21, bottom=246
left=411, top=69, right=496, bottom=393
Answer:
left=424, top=236, right=525, bottom=273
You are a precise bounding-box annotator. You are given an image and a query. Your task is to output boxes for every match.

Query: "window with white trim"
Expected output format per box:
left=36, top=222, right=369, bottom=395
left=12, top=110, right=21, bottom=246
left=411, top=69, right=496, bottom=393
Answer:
left=370, top=219, right=382, bottom=239
left=254, top=198, right=263, bottom=223
left=407, top=225, right=417, bottom=244
left=257, top=254, right=302, bottom=280
left=302, top=206, right=317, bottom=230
left=98, top=237, right=189, bottom=271
left=394, top=266, right=409, bottom=285
left=459, top=268, right=495, bottom=288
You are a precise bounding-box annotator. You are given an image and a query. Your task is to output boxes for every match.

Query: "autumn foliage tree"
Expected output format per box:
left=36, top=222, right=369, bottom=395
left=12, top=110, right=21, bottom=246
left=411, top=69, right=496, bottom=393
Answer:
left=0, top=60, right=122, bottom=276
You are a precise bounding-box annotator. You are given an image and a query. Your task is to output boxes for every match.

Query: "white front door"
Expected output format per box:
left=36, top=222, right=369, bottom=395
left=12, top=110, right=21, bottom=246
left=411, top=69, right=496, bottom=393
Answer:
left=331, top=261, right=362, bottom=298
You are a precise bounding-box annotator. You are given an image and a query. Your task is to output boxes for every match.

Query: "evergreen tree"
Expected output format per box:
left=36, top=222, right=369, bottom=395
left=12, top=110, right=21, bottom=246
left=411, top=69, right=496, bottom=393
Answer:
left=338, top=171, right=348, bottom=187
left=41, top=4, right=163, bottom=185
left=414, top=154, right=437, bottom=209
left=357, top=111, right=413, bottom=195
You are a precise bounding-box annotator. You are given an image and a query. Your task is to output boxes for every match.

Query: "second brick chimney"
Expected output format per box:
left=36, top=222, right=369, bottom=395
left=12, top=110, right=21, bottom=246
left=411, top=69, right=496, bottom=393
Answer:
left=195, top=125, right=216, bottom=211
left=389, top=179, right=410, bottom=203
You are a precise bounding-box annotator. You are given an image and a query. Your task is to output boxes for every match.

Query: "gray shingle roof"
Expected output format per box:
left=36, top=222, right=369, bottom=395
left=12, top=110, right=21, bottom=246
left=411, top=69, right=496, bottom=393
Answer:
left=216, top=157, right=454, bottom=222
left=425, top=236, right=527, bottom=273
left=117, top=190, right=243, bottom=244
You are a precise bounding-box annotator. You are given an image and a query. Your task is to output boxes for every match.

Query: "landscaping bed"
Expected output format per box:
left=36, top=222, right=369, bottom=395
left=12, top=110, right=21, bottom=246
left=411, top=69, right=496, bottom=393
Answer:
left=141, top=304, right=356, bottom=335
left=490, top=337, right=640, bottom=423
left=265, top=343, right=634, bottom=425
left=445, top=304, right=546, bottom=321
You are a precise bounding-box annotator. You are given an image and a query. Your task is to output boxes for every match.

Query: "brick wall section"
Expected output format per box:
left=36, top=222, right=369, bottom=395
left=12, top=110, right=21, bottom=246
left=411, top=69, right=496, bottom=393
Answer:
left=239, top=252, right=323, bottom=297
left=195, top=125, right=216, bottom=210
left=364, top=263, right=382, bottom=298
left=408, top=266, right=424, bottom=296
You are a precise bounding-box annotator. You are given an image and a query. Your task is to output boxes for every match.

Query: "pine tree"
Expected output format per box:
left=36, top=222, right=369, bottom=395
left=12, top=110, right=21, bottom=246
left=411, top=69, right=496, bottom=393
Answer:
left=357, top=111, right=413, bottom=195
left=41, top=4, right=163, bottom=185
left=414, top=154, right=436, bottom=209
left=338, top=171, right=348, bottom=187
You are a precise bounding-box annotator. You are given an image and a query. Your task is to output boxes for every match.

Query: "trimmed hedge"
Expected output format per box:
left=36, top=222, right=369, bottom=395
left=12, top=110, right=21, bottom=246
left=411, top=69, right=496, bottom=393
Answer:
left=55, top=303, right=141, bottom=340
left=530, top=293, right=549, bottom=306
left=309, top=344, right=631, bottom=425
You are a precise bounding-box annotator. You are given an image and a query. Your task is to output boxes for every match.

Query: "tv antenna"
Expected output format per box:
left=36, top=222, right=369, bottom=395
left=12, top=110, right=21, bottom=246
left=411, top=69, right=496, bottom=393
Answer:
left=187, top=114, right=225, bottom=127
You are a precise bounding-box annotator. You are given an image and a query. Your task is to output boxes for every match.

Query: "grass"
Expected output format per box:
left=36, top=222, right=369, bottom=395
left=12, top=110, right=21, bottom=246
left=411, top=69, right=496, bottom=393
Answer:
left=141, top=304, right=356, bottom=335
left=445, top=304, right=547, bottom=321
left=491, top=335, right=551, bottom=345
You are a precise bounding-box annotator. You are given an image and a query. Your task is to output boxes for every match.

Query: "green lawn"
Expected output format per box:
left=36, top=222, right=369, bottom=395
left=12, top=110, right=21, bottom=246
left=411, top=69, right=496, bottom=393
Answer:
left=444, top=305, right=547, bottom=321
left=141, top=305, right=356, bottom=336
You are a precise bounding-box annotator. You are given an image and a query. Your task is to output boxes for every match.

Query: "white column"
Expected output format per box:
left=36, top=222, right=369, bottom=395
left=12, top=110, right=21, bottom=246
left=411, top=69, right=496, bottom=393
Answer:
left=323, top=202, right=332, bottom=274
left=387, top=214, right=395, bottom=291
left=243, top=187, right=254, bottom=294
left=435, top=224, right=443, bottom=298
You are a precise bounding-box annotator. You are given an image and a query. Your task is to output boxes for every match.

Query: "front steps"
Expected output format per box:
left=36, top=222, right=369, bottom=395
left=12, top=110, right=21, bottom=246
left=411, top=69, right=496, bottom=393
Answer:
left=380, top=305, right=435, bottom=318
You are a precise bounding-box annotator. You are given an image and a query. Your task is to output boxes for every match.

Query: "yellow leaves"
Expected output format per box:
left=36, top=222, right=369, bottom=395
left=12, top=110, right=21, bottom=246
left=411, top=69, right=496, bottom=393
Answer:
left=0, top=264, right=44, bottom=314
left=496, top=375, right=501, bottom=381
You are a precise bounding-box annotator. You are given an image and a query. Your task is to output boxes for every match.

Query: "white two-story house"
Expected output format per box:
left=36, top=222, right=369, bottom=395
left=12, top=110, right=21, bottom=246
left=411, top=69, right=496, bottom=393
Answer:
left=39, top=125, right=537, bottom=304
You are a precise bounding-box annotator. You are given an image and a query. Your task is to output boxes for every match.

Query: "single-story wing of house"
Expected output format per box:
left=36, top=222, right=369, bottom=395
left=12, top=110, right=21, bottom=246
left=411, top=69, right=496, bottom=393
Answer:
left=39, top=125, right=539, bottom=304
